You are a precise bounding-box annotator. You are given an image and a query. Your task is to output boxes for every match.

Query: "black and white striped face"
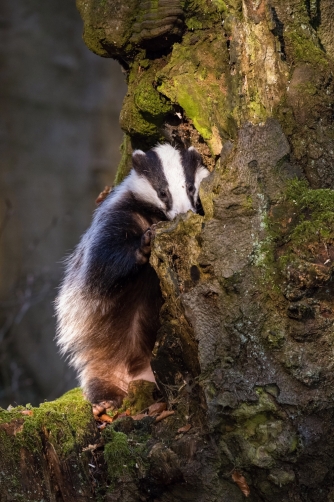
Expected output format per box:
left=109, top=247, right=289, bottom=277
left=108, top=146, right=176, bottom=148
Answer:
left=129, top=144, right=209, bottom=220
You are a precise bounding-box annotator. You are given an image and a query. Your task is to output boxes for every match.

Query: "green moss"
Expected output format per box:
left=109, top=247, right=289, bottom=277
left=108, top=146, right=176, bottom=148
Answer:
left=181, top=0, right=221, bottom=24
left=223, top=389, right=300, bottom=469
left=157, top=32, right=230, bottom=153
left=82, top=25, right=110, bottom=57
left=77, top=0, right=140, bottom=58
left=254, top=179, right=334, bottom=289
left=134, top=72, right=172, bottom=119
left=18, top=388, right=93, bottom=457
left=186, top=17, right=203, bottom=30
left=103, top=428, right=133, bottom=480
left=273, top=181, right=334, bottom=271
left=120, top=61, right=173, bottom=146
left=176, top=85, right=212, bottom=140
left=286, top=30, right=328, bottom=66
left=114, top=134, right=133, bottom=185
left=0, top=389, right=94, bottom=499
left=294, top=82, right=318, bottom=96
left=126, top=381, right=156, bottom=414
left=232, top=388, right=278, bottom=421
left=120, top=91, right=160, bottom=139
left=0, top=388, right=92, bottom=458
left=139, top=58, right=150, bottom=69
left=212, top=0, right=228, bottom=13
left=283, top=179, right=334, bottom=244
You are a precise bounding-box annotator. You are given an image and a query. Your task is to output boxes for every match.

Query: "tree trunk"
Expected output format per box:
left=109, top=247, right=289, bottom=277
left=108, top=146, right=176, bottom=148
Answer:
left=2, top=0, right=334, bottom=500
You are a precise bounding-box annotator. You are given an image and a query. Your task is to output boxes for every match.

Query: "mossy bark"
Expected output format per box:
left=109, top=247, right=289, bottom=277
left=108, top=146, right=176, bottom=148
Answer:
left=2, top=1, right=334, bottom=501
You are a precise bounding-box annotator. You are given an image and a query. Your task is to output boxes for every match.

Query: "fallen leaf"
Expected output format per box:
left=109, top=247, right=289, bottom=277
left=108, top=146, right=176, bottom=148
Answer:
left=155, top=410, right=175, bottom=423
left=232, top=470, right=250, bottom=497
left=20, top=410, right=33, bottom=416
left=177, top=424, right=191, bottom=434
left=117, top=410, right=132, bottom=419
left=82, top=443, right=101, bottom=452
left=96, top=186, right=112, bottom=205
left=148, top=402, right=167, bottom=416
left=99, top=414, right=113, bottom=423
left=132, top=414, right=147, bottom=421
left=96, top=423, right=107, bottom=430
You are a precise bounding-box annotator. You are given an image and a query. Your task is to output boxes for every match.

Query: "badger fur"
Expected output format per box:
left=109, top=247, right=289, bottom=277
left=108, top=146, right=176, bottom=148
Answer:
left=55, top=144, right=209, bottom=405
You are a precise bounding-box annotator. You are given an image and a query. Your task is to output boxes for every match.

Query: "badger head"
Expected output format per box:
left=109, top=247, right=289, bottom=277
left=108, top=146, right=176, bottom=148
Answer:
left=130, top=144, right=210, bottom=220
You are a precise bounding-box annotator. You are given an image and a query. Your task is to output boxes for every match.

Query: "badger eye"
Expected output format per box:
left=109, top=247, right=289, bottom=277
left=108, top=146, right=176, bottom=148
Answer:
left=187, top=183, right=195, bottom=194
left=159, top=189, right=167, bottom=198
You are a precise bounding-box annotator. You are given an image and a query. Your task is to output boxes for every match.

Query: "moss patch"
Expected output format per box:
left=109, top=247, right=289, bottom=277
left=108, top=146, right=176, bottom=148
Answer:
left=0, top=388, right=95, bottom=500
left=157, top=31, right=231, bottom=154
left=120, top=60, right=173, bottom=148
left=114, top=134, right=133, bottom=185
left=254, top=180, right=334, bottom=293
left=103, top=428, right=133, bottom=480
left=285, top=29, right=328, bottom=67
left=17, top=388, right=93, bottom=457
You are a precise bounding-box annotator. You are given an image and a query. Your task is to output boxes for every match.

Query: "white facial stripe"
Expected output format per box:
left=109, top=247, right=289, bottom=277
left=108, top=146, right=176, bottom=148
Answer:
left=95, top=170, right=165, bottom=214
left=154, top=144, right=194, bottom=220
left=194, top=165, right=210, bottom=205
left=126, top=170, right=165, bottom=209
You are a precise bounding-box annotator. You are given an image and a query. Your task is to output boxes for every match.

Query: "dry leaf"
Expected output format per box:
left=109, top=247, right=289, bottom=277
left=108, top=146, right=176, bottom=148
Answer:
left=177, top=424, right=191, bottom=434
left=99, top=414, right=113, bottom=423
left=96, top=186, right=112, bottom=205
left=117, top=410, right=131, bottom=419
left=155, top=410, right=175, bottom=423
left=132, top=413, right=147, bottom=421
left=148, top=402, right=167, bottom=416
left=20, top=410, right=33, bottom=416
left=96, top=423, right=107, bottom=430
left=232, top=470, right=250, bottom=497
left=82, top=443, right=102, bottom=452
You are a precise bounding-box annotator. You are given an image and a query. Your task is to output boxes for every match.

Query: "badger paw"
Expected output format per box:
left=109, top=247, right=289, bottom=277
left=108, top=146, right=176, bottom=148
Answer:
left=135, top=227, right=155, bottom=264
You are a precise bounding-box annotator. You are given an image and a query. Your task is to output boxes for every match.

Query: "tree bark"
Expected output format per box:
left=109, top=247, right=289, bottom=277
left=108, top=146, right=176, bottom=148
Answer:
left=2, top=0, right=334, bottom=500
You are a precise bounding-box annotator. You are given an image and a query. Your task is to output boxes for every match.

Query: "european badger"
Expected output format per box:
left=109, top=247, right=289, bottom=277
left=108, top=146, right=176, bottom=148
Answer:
left=56, top=144, right=209, bottom=405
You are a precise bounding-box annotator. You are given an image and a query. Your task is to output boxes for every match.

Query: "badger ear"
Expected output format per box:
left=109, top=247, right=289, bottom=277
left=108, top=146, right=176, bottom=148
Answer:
left=187, top=146, right=202, bottom=160
left=132, top=150, right=147, bottom=174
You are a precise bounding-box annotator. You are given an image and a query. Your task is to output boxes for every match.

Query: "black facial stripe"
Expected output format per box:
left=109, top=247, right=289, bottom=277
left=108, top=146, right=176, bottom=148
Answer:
left=132, top=150, right=172, bottom=212
left=157, top=186, right=172, bottom=212
left=180, top=148, right=203, bottom=206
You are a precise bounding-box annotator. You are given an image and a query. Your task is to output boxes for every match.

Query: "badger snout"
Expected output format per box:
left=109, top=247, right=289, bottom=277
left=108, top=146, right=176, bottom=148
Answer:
left=167, top=205, right=196, bottom=220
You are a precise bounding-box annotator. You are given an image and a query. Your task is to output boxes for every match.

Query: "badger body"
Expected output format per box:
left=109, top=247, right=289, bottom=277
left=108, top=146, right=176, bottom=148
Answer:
left=56, top=144, right=209, bottom=405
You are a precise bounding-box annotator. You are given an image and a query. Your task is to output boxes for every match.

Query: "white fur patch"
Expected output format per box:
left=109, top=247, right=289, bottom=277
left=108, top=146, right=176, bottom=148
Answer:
left=194, top=165, right=210, bottom=205
left=126, top=170, right=165, bottom=210
left=94, top=170, right=165, bottom=217
left=154, top=144, right=193, bottom=220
